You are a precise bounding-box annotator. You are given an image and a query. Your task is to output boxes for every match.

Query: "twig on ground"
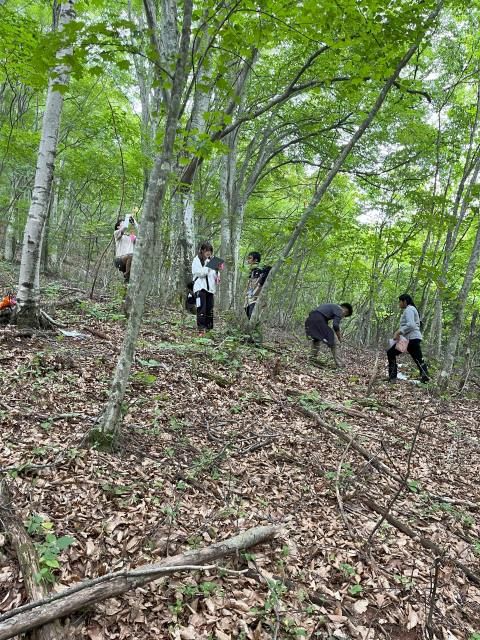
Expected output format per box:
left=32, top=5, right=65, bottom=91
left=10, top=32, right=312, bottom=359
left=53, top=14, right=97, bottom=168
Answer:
left=365, top=409, right=424, bottom=547
left=426, top=555, right=442, bottom=639
left=335, top=435, right=356, bottom=539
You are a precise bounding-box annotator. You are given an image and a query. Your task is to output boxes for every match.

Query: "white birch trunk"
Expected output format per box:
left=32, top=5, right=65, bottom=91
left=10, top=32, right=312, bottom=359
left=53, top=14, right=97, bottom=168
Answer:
left=16, top=0, right=76, bottom=327
left=182, top=190, right=196, bottom=277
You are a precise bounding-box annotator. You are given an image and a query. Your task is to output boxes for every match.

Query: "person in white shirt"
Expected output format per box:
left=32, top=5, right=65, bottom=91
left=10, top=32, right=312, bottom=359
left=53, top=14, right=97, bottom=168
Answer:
left=114, top=214, right=138, bottom=283
left=191, top=242, right=218, bottom=332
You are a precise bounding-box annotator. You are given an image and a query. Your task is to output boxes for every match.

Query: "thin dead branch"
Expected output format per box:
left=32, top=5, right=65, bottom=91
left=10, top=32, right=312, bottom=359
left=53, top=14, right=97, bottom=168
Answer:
left=361, top=497, right=480, bottom=587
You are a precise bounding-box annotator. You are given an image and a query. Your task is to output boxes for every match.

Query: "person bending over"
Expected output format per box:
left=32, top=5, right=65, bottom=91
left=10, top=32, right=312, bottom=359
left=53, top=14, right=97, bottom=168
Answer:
left=387, top=293, right=429, bottom=383
left=305, top=302, right=353, bottom=367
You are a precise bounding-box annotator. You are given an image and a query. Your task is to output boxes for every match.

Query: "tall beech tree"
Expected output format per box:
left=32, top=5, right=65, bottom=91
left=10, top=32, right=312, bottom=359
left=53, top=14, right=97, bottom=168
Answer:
left=249, top=1, right=444, bottom=327
left=92, top=0, right=195, bottom=443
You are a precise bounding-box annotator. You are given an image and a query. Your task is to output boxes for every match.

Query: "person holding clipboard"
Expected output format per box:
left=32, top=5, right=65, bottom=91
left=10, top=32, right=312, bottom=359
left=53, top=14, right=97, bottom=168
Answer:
left=191, top=242, right=224, bottom=333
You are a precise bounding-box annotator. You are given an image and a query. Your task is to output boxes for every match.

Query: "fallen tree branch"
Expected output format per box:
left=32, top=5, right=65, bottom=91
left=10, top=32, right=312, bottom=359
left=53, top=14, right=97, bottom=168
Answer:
left=0, top=524, right=281, bottom=640
left=293, top=402, right=480, bottom=513
left=361, top=497, right=480, bottom=587
left=0, top=482, right=62, bottom=640
left=286, top=389, right=368, bottom=420
left=81, top=326, right=109, bottom=340
left=366, top=410, right=423, bottom=547
left=293, top=401, right=397, bottom=480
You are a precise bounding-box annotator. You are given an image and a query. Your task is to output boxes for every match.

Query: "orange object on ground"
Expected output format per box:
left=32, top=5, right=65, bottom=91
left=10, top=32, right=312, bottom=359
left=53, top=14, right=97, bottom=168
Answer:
left=0, top=294, right=16, bottom=310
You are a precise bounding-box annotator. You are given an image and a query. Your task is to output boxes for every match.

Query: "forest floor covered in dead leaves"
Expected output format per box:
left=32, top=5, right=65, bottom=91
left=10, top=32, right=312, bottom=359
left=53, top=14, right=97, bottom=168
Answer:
left=1, top=284, right=480, bottom=640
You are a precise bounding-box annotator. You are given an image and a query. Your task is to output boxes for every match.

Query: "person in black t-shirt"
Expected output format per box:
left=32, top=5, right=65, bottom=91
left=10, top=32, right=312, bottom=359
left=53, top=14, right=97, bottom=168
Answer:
left=244, top=252, right=271, bottom=319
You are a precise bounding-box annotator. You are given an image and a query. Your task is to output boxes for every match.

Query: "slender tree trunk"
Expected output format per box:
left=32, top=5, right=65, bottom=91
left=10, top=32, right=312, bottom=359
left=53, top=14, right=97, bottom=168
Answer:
left=433, top=82, right=480, bottom=351
left=3, top=218, right=15, bottom=261
left=179, top=59, right=210, bottom=284
left=92, top=0, right=193, bottom=445
left=437, top=214, right=480, bottom=390
left=430, top=291, right=443, bottom=360
left=182, top=190, right=196, bottom=283
left=458, top=309, right=478, bottom=391
left=165, top=191, right=184, bottom=298
left=249, top=2, right=443, bottom=326
left=16, top=0, right=76, bottom=328
left=3, top=177, right=23, bottom=261
left=219, top=138, right=238, bottom=309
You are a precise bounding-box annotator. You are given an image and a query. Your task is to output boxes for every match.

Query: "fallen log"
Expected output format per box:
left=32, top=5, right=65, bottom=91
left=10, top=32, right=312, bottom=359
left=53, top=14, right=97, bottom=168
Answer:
left=0, top=524, right=281, bottom=640
left=361, top=496, right=480, bottom=587
left=0, top=482, right=62, bottom=640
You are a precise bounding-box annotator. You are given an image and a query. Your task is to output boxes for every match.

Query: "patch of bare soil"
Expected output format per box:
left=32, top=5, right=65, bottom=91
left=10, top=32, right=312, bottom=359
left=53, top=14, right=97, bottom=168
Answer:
left=1, top=300, right=479, bottom=640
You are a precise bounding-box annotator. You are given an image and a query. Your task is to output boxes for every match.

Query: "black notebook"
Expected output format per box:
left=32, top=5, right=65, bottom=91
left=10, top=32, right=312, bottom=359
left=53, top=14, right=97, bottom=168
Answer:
left=206, top=256, right=225, bottom=270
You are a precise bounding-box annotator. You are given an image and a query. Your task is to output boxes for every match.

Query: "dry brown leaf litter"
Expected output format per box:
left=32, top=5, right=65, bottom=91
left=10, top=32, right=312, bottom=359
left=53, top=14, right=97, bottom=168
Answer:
left=0, top=300, right=479, bottom=640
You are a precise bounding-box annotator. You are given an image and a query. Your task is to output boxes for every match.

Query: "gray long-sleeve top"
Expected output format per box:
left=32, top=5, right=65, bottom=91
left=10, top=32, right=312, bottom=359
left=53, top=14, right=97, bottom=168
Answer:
left=399, top=305, right=422, bottom=340
left=315, top=303, right=344, bottom=331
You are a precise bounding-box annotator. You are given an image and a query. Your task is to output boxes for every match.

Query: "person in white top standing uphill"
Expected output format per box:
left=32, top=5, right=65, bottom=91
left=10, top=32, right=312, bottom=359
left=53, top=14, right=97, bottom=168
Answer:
left=387, top=293, right=429, bottom=383
left=114, top=213, right=138, bottom=284
left=192, top=242, right=218, bottom=334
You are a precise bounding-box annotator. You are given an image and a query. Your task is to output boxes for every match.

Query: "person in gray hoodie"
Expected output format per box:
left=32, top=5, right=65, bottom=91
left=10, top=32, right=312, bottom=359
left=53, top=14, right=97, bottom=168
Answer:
left=387, top=294, right=429, bottom=383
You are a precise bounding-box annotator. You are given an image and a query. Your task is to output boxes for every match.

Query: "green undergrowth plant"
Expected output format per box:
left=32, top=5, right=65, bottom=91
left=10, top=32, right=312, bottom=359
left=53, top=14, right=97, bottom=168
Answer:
left=424, top=499, right=476, bottom=529
left=25, top=514, right=75, bottom=584
left=131, top=370, right=157, bottom=386
left=78, top=300, right=124, bottom=322
left=297, top=390, right=329, bottom=411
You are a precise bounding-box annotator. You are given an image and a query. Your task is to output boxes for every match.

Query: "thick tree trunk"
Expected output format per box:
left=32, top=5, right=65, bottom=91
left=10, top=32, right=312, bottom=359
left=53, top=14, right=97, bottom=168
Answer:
left=92, top=0, right=193, bottom=444
left=437, top=214, right=480, bottom=390
left=249, top=3, right=443, bottom=326
left=16, top=0, right=76, bottom=328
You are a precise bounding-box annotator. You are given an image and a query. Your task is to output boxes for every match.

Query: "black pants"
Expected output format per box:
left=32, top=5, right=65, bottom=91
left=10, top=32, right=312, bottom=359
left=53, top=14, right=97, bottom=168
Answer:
left=245, top=303, right=256, bottom=319
left=196, top=290, right=214, bottom=330
left=387, top=338, right=429, bottom=381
